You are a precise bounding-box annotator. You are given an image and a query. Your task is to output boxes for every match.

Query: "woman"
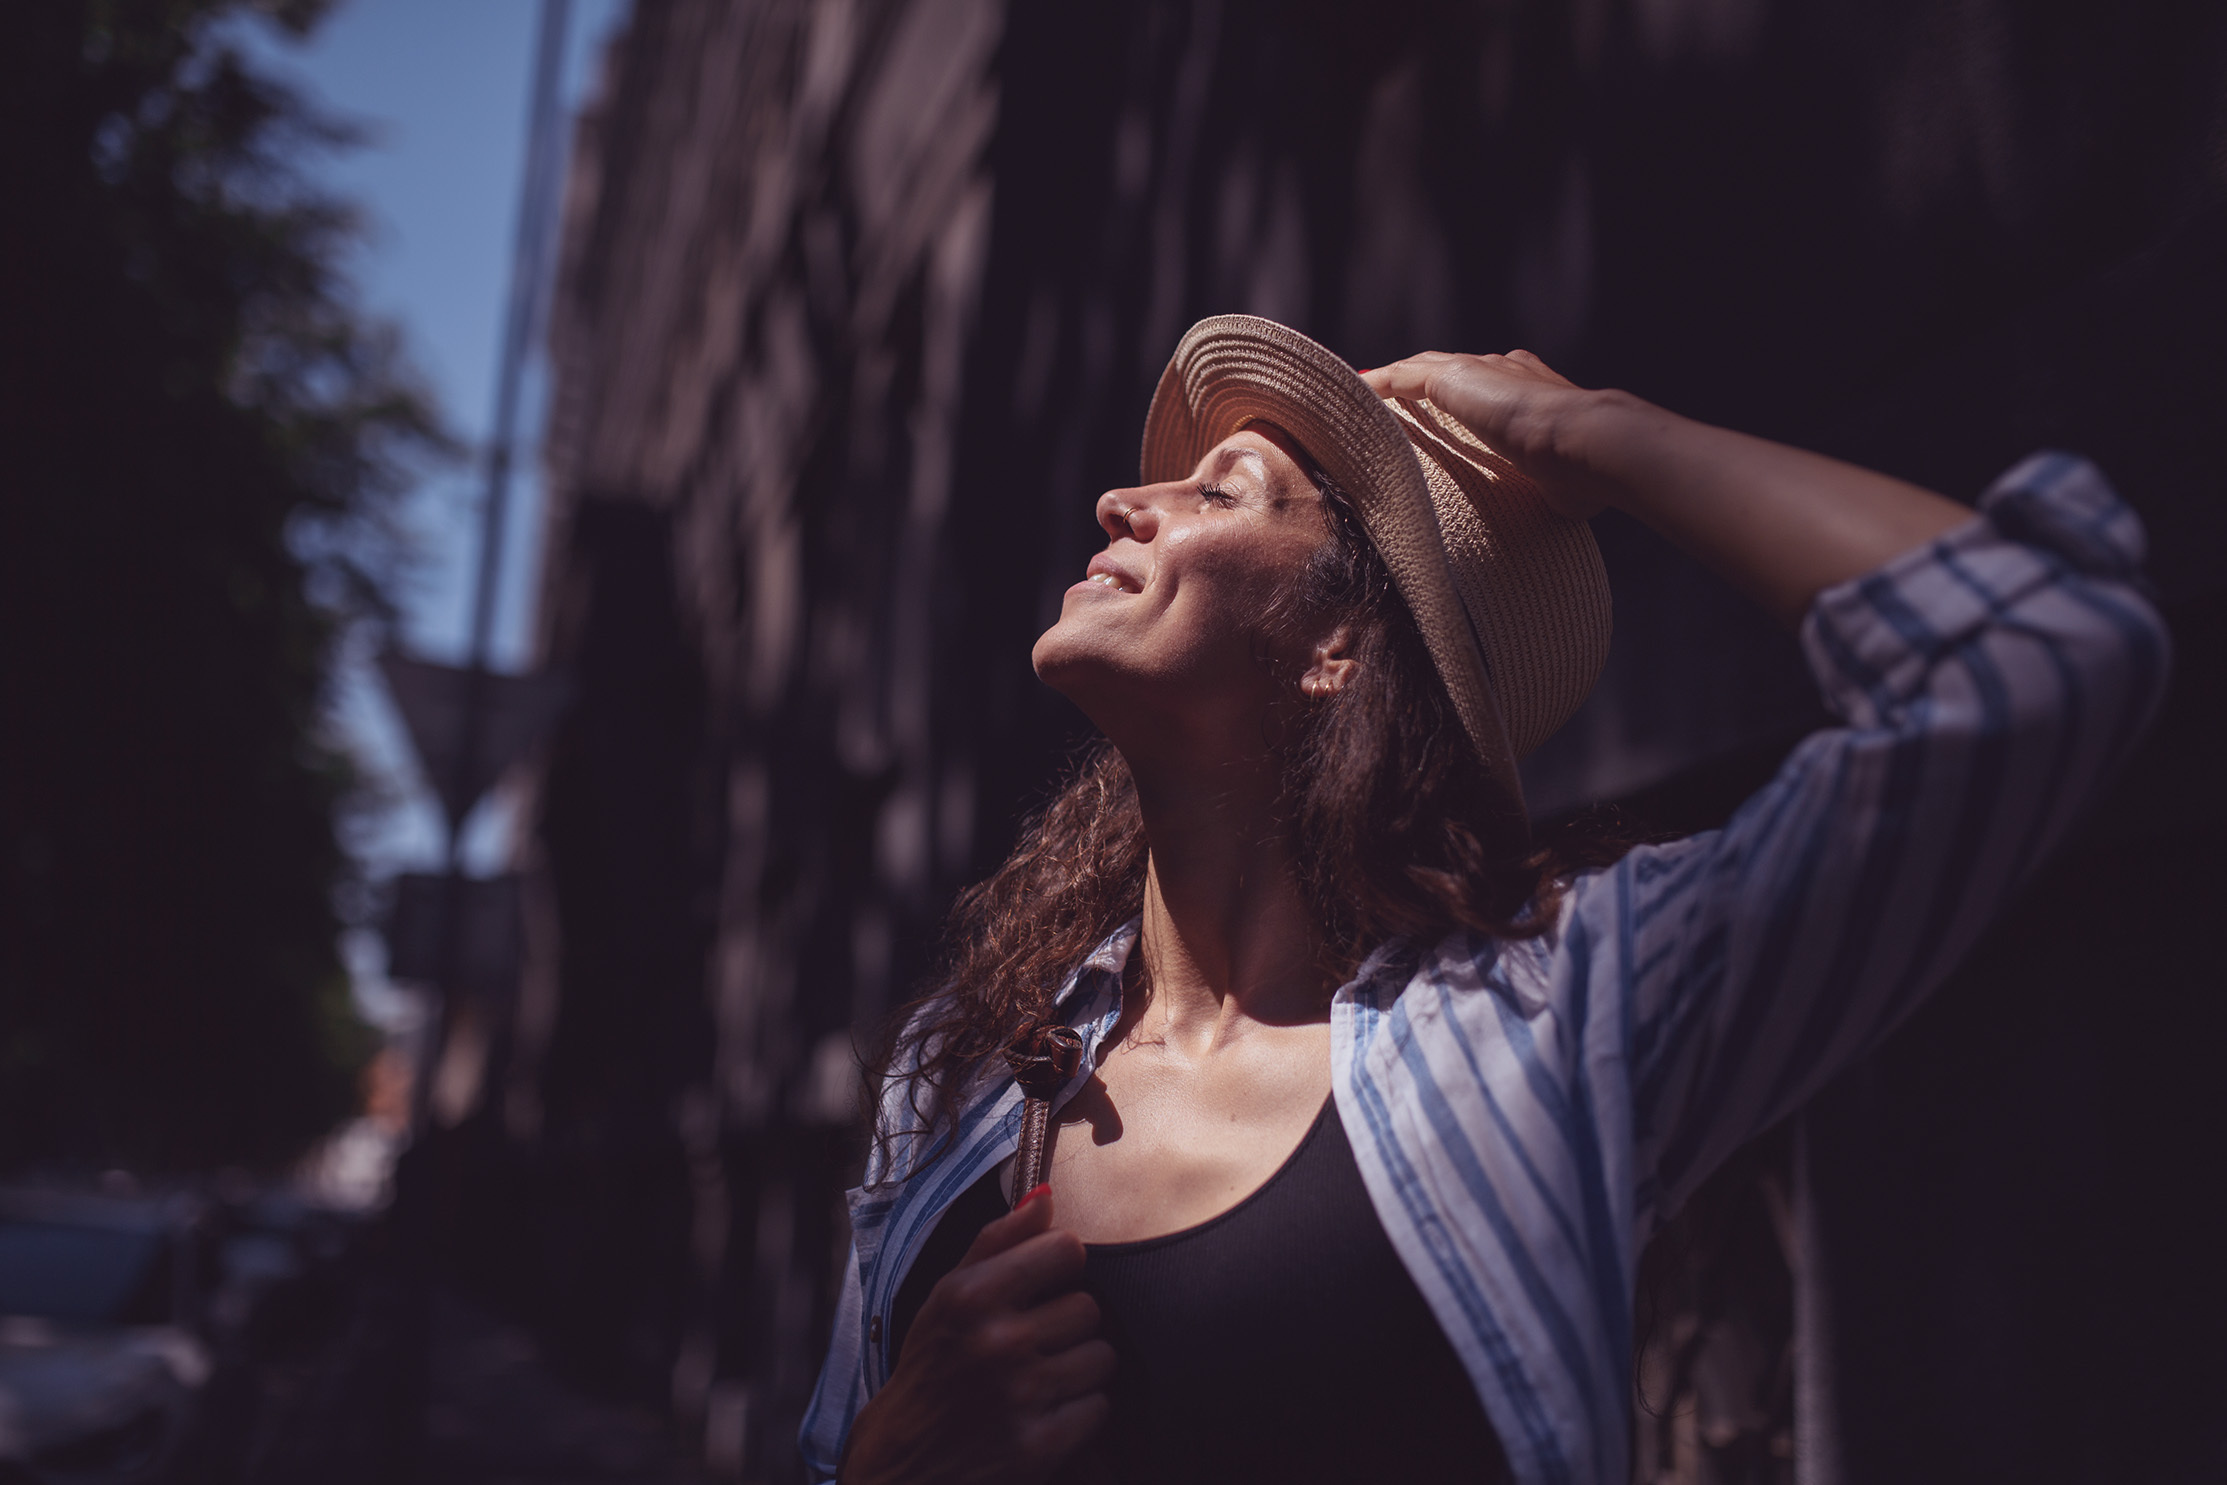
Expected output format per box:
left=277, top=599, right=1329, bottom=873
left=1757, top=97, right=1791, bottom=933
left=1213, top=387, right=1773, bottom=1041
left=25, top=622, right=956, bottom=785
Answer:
left=802, top=316, right=2166, bottom=1483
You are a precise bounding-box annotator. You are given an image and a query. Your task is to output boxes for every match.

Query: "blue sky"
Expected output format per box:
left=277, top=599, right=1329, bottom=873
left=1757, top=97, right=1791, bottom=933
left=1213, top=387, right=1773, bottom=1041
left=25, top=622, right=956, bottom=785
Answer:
left=238, top=0, right=627, bottom=885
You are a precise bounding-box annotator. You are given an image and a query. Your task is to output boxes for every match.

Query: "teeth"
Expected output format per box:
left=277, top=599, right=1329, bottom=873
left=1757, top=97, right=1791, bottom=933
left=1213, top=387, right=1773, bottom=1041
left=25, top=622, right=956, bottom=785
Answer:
left=1091, top=572, right=1124, bottom=589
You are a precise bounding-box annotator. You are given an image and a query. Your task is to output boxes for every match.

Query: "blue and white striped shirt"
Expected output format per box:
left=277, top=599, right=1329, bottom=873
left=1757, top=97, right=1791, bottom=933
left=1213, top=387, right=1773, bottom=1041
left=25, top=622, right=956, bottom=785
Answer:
left=801, top=453, right=2168, bottom=1483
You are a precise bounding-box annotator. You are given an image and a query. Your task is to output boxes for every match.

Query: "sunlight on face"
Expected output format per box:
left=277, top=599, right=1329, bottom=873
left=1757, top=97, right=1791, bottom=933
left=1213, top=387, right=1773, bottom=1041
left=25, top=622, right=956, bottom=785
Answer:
left=1031, top=424, right=1331, bottom=750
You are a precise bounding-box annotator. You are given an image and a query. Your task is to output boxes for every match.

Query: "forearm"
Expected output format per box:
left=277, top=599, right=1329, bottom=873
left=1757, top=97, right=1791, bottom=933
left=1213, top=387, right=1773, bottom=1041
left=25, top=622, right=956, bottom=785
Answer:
left=1563, top=390, right=1973, bottom=627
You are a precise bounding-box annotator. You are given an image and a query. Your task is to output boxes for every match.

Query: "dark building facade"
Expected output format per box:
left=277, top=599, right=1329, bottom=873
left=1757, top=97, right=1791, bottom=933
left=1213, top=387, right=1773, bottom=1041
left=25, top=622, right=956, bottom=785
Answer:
left=467, top=1, right=2227, bottom=1479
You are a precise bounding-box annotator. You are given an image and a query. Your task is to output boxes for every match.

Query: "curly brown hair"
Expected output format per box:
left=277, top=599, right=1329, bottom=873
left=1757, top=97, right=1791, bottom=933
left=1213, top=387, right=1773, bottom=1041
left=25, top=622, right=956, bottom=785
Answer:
left=876, top=459, right=1631, bottom=1171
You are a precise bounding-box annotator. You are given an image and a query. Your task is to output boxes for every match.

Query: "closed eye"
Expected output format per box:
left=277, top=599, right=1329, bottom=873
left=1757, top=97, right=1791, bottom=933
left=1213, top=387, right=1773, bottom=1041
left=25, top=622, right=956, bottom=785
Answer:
left=1198, top=482, right=1238, bottom=507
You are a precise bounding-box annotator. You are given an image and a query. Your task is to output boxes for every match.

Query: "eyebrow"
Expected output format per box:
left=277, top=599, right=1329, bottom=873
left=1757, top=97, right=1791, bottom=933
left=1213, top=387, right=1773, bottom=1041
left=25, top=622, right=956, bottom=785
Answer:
left=1202, top=446, right=1268, bottom=482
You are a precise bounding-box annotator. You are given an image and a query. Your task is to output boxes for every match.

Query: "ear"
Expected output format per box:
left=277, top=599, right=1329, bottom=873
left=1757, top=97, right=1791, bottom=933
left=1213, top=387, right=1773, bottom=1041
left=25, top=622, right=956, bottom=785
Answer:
left=1300, top=625, right=1358, bottom=699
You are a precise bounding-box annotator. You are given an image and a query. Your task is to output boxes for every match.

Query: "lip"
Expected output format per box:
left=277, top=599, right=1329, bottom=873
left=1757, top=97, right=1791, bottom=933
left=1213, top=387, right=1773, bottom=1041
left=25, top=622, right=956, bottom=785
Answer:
left=1079, top=554, right=1143, bottom=593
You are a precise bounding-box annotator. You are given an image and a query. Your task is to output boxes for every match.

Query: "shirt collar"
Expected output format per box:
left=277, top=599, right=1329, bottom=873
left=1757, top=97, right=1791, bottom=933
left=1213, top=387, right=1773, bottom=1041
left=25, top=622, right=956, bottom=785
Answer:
left=1056, top=916, right=1139, bottom=1008
left=1052, top=915, right=1140, bottom=1088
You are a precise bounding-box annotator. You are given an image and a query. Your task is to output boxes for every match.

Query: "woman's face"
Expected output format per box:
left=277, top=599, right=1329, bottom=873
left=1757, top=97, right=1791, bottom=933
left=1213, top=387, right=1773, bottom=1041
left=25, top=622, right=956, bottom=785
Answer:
left=1032, top=424, right=1331, bottom=751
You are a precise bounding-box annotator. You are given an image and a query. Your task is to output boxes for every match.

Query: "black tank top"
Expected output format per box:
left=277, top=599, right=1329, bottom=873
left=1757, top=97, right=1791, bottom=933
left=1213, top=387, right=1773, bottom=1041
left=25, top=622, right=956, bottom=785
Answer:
left=890, top=1097, right=1509, bottom=1484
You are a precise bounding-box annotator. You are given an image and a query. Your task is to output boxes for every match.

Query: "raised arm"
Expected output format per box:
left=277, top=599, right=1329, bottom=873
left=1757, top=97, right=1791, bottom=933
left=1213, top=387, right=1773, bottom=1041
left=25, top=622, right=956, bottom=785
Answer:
left=1362, top=352, right=2170, bottom=1227
left=1360, top=350, right=1972, bottom=626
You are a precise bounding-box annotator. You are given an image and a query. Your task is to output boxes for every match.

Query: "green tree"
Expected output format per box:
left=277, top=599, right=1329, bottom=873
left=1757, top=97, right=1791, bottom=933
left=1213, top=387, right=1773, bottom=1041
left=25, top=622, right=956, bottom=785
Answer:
left=0, top=0, right=439, bottom=1171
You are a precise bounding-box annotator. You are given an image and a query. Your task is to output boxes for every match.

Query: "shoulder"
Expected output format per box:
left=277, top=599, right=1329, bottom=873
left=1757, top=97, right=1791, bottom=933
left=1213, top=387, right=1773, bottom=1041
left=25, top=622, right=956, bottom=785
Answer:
left=1389, top=853, right=1720, bottom=1039
left=1376, top=915, right=1581, bottom=1030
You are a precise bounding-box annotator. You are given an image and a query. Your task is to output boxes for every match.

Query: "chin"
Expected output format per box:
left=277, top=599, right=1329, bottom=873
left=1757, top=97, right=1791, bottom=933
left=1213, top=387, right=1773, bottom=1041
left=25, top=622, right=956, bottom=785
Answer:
left=1031, top=625, right=1088, bottom=690
left=1031, top=601, right=1106, bottom=674
left=1031, top=625, right=1128, bottom=723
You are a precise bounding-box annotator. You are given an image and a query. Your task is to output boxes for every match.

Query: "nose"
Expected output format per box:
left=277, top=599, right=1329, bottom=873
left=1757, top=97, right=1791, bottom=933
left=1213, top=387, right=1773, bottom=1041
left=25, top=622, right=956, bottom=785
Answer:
left=1096, top=486, right=1164, bottom=542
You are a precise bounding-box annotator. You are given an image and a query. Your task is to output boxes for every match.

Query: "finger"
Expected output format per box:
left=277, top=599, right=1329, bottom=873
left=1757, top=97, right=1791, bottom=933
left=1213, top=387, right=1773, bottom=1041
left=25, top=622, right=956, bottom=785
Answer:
left=1360, top=359, right=1440, bottom=401
left=958, top=1182, right=1055, bottom=1267
left=1014, top=1390, right=1113, bottom=1466
left=1502, top=348, right=1578, bottom=387
left=1020, top=1338, right=1118, bottom=1407
left=1019, top=1289, right=1102, bottom=1354
left=970, top=1227, right=1088, bottom=1309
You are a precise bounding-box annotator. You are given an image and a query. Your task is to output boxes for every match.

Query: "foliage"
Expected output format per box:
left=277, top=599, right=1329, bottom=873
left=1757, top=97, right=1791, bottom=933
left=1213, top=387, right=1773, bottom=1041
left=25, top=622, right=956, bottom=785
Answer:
left=0, top=0, right=440, bottom=1171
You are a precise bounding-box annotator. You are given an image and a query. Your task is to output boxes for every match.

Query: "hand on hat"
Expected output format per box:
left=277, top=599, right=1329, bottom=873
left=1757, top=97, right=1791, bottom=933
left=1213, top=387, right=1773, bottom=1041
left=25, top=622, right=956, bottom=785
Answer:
left=1369, top=346, right=1975, bottom=627
left=1360, top=351, right=1612, bottom=522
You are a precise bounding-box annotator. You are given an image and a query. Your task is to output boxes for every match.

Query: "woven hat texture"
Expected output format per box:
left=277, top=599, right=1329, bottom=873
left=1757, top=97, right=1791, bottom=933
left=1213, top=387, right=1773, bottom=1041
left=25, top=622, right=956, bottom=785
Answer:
left=1140, top=314, right=1611, bottom=843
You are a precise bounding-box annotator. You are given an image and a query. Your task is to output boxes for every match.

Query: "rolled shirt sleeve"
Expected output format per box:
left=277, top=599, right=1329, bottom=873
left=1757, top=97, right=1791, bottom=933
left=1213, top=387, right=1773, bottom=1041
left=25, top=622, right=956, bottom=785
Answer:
left=1586, top=450, right=2171, bottom=1226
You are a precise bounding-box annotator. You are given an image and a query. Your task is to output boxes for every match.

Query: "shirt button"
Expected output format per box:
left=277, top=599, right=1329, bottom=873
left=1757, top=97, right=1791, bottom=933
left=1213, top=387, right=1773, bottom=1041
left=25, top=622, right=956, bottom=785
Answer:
left=869, top=1316, right=883, bottom=1344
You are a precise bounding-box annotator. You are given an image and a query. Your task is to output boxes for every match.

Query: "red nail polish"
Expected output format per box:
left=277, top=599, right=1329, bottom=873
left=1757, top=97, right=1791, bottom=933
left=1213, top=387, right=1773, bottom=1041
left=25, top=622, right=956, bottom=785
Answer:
left=1018, top=1183, right=1050, bottom=1209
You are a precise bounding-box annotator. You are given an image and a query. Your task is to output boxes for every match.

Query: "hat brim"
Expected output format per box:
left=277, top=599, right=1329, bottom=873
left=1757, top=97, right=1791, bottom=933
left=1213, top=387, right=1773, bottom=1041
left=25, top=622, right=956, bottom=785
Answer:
left=1140, top=314, right=1527, bottom=851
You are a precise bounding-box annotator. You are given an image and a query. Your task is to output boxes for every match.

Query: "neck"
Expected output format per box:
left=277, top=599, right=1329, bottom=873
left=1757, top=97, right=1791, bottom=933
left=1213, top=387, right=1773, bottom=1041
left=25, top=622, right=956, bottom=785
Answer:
left=1125, top=745, right=1329, bottom=1054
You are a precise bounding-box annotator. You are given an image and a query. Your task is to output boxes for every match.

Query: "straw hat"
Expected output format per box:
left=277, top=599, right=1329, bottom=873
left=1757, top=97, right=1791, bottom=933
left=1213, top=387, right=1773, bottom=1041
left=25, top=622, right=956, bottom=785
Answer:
left=1140, top=314, right=1612, bottom=850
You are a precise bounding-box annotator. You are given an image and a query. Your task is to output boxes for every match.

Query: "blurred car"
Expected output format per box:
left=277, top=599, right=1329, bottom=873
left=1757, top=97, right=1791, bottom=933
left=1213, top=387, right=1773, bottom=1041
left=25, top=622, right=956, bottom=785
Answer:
left=0, top=1190, right=211, bottom=1484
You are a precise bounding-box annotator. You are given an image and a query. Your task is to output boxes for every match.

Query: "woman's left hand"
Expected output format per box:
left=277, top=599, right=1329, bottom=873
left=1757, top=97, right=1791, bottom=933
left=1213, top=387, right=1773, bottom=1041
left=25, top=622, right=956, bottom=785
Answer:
left=1361, top=351, right=1612, bottom=520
